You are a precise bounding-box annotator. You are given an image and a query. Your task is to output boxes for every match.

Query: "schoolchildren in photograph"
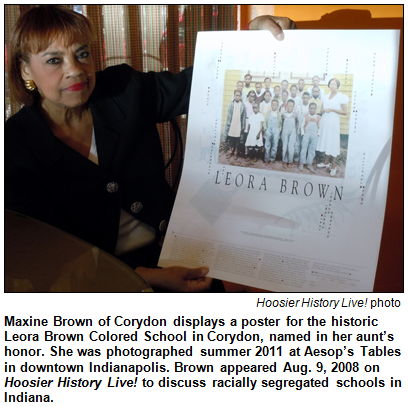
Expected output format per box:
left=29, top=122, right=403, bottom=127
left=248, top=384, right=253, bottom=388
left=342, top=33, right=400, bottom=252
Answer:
left=243, top=73, right=255, bottom=96
left=307, top=76, right=325, bottom=100
left=264, top=77, right=272, bottom=93
left=294, top=91, right=311, bottom=163
left=297, top=79, right=305, bottom=97
left=299, top=102, right=321, bottom=173
left=223, top=90, right=246, bottom=160
left=289, top=84, right=302, bottom=111
left=281, top=99, right=297, bottom=168
left=264, top=99, right=282, bottom=165
left=260, top=90, right=272, bottom=116
left=309, top=86, right=323, bottom=115
left=296, top=92, right=311, bottom=118
left=233, top=80, right=246, bottom=102
left=273, top=86, right=282, bottom=104
left=254, top=82, right=265, bottom=105
left=279, top=91, right=289, bottom=113
left=245, top=103, right=264, bottom=162
left=280, top=79, right=289, bottom=96
left=243, top=90, right=256, bottom=149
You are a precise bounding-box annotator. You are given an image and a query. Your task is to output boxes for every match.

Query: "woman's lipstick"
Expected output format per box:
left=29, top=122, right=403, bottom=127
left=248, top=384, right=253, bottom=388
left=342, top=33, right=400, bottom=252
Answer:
left=64, top=82, right=87, bottom=91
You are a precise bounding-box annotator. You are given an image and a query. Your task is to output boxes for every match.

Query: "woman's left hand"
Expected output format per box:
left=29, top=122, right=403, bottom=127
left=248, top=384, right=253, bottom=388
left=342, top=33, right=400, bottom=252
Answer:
left=136, top=265, right=213, bottom=292
left=249, top=16, right=297, bottom=41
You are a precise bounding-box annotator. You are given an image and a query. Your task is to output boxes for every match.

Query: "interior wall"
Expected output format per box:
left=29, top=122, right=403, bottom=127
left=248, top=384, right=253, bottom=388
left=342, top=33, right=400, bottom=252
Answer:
left=274, top=5, right=403, bottom=21
left=240, top=5, right=403, bottom=26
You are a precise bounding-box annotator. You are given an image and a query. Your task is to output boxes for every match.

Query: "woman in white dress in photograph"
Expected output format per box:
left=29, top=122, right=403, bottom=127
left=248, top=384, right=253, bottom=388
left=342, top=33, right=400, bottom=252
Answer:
left=316, top=78, right=349, bottom=177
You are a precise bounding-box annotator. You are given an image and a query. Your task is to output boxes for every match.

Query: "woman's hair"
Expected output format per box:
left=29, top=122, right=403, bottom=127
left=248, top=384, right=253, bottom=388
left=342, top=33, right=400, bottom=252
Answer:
left=328, top=78, right=341, bottom=89
left=8, top=5, right=94, bottom=106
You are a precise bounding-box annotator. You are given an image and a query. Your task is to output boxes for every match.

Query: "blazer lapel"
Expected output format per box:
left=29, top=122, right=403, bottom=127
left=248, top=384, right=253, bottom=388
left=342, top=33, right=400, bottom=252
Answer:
left=23, top=104, right=64, bottom=169
left=89, top=80, right=126, bottom=170
left=22, top=105, right=110, bottom=180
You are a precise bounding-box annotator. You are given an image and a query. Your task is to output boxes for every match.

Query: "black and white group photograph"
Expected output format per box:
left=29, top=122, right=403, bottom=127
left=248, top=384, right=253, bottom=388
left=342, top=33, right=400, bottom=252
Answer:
left=219, top=71, right=353, bottom=179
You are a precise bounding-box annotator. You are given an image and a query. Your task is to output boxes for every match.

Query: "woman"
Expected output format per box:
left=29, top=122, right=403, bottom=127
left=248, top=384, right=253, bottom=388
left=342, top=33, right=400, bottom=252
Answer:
left=5, top=6, right=294, bottom=292
left=316, top=78, right=349, bottom=177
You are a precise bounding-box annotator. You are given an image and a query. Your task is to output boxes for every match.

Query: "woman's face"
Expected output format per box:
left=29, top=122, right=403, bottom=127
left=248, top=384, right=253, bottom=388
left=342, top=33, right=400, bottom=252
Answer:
left=329, top=79, right=338, bottom=91
left=21, top=40, right=96, bottom=110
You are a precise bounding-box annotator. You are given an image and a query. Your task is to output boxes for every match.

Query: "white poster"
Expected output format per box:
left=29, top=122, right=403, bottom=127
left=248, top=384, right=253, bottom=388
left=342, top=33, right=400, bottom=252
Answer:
left=158, top=30, right=399, bottom=292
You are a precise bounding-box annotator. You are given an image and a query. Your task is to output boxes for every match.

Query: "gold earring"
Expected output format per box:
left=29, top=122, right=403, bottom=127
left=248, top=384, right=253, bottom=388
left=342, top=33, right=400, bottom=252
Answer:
left=24, top=79, right=37, bottom=91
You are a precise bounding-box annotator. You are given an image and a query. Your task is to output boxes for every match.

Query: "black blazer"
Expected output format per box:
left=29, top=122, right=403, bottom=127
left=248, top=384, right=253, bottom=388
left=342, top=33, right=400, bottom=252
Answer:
left=5, top=64, right=192, bottom=255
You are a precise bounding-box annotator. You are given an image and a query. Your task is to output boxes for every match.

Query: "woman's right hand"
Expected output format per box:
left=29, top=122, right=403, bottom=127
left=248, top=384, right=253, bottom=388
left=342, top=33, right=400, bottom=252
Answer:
left=249, top=16, right=297, bottom=41
left=136, top=266, right=212, bottom=292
